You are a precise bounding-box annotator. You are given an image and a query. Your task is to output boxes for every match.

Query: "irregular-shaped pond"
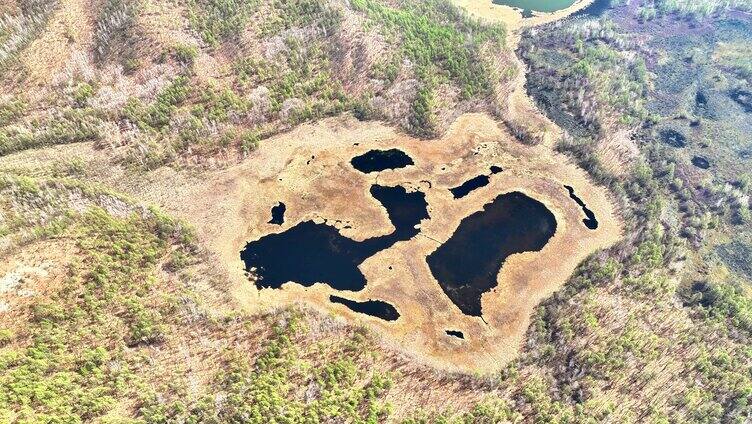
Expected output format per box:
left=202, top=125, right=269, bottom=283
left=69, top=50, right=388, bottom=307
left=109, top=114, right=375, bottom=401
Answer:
left=241, top=184, right=428, bottom=291
left=351, top=148, right=414, bottom=173
left=445, top=330, right=465, bottom=339
left=692, top=156, right=710, bottom=169
left=661, top=129, right=687, bottom=148
left=564, top=185, right=598, bottom=230
left=449, top=166, right=503, bottom=199
left=330, top=295, right=400, bottom=321
left=268, top=202, right=286, bottom=225
left=426, top=192, right=557, bottom=316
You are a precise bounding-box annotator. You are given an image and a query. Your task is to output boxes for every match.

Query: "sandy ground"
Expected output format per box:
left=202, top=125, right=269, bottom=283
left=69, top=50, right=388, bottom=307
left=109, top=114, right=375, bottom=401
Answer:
left=0, top=112, right=623, bottom=372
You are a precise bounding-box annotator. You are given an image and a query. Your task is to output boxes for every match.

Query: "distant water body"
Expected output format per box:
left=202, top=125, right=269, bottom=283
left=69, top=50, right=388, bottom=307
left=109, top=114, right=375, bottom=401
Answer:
left=492, top=0, right=576, bottom=13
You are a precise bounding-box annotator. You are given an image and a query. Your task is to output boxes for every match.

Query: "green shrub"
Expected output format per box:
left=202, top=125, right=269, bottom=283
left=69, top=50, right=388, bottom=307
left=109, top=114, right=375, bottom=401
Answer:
left=173, top=44, right=198, bottom=67
left=0, top=98, right=25, bottom=126
left=0, top=108, right=101, bottom=156
left=188, top=0, right=259, bottom=46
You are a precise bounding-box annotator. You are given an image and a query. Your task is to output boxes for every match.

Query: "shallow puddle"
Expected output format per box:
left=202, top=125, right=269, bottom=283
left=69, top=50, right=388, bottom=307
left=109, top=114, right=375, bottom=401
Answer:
left=660, top=129, right=687, bottom=148
left=449, top=166, right=503, bottom=199
left=446, top=330, right=465, bottom=339
left=731, top=89, right=752, bottom=113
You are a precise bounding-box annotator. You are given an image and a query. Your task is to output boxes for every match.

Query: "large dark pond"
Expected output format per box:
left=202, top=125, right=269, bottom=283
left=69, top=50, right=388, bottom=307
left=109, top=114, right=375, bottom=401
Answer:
left=426, top=192, right=557, bottom=316
left=241, top=184, right=429, bottom=291
left=330, top=295, right=400, bottom=321
left=351, top=149, right=414, bottom=173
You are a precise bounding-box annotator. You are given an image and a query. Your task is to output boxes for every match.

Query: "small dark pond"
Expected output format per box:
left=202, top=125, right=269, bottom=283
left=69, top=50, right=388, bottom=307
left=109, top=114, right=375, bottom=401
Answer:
left=730, top=89, right=752, bottom=113
left=564, top=185, right=598, bottom=230
left=330, top=295, right=400, bottom=321
left=449, top=166, right=503, bottom=199
left=426, top=192, right=557, bottom=317
left=450, top=175, right=490, bottom=199
left=241, top=184, right=428, bottom=291
left=692, top=156, right=711, bottom=169
left=445, top=330, right=465, bottom=339
left=695, top=91, right=708, bottom=109
left=351, top=149, right=414, bottom=173
left=660, top=129, right=687, bottom=148
left=268, top=202, right=286, bottom=225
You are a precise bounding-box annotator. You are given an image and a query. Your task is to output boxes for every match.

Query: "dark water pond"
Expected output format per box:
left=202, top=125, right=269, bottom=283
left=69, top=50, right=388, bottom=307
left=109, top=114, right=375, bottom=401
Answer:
left=445, top=330, right=465, bottom=339
left=450, top=175, right=490, bottom=199
left=449, top=166, right=503, bottom=199
left=564, top=185, right=598, bottom=230
left=730, top=89, right=752, bottom=113
left=351, top=149, right=414, bottom=173
left=692, top=156, right=710, bottom=169
left=241, top=184, right=428, bottom=291
left=268, top=202, right=286, bottom=225
left=695, top=91, right=708, bottom=108
left=660, top=129, right=687, bottom=148
left=330, top=295, right=400, bottom=321
left=426, top=192, right=557, bottom=316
